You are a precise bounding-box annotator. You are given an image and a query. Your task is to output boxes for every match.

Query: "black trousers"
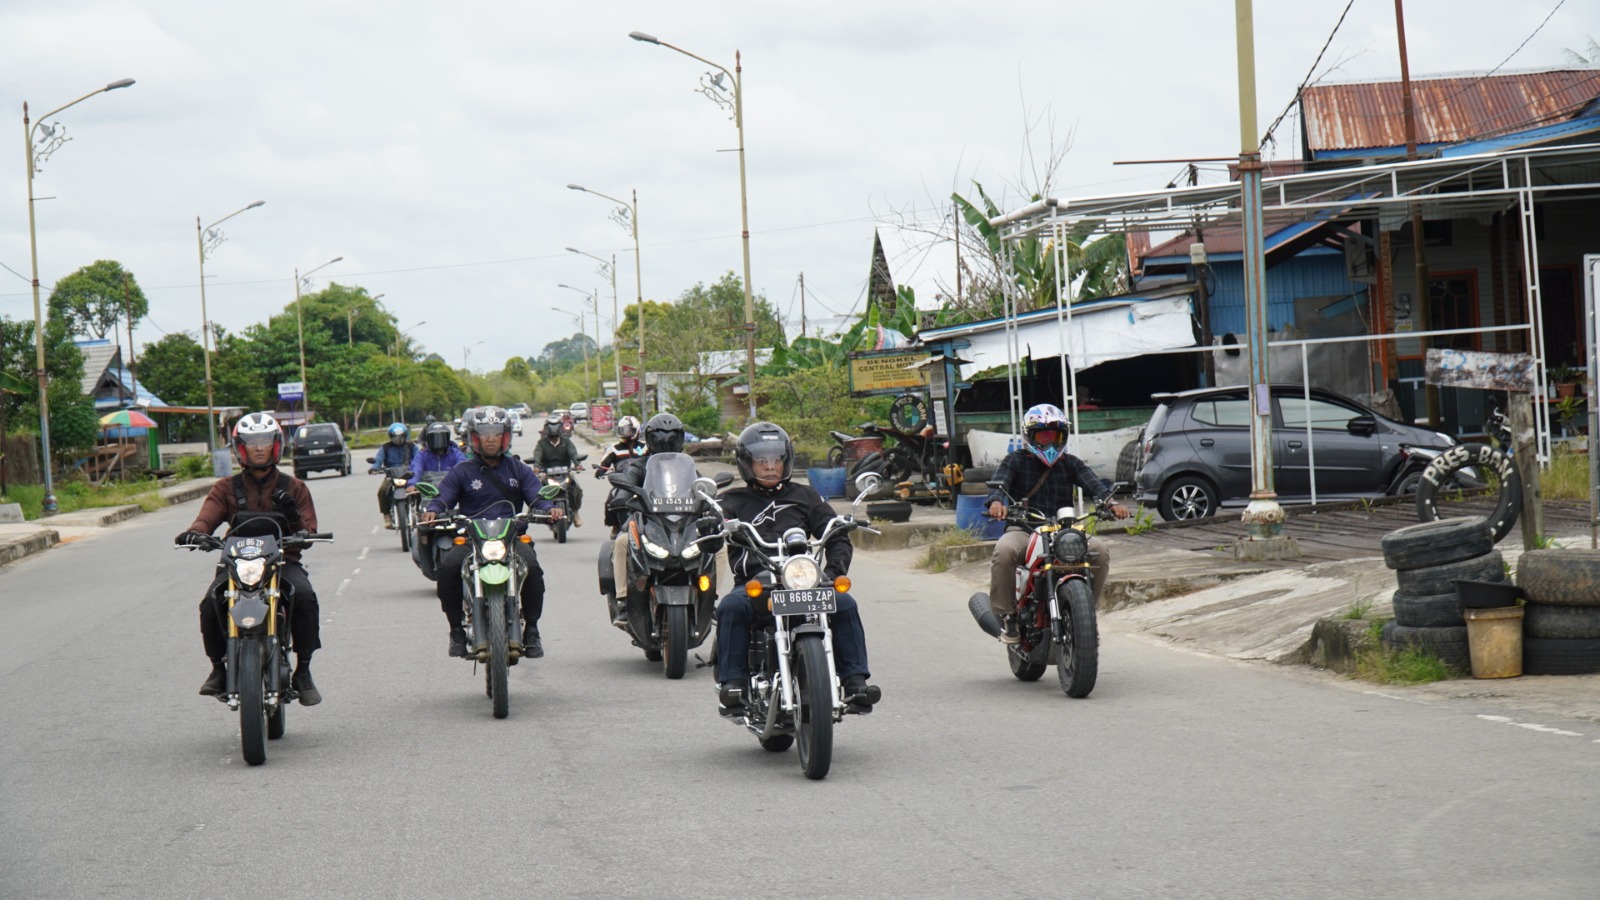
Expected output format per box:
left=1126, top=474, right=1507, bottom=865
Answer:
left=199, top=562, right=320, bottom=662
left=434, top=541, right=546, bottom=631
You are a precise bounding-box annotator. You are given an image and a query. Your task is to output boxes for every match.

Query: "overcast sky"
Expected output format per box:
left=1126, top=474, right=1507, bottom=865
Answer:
left=1, top=1, right=1592, bottom=377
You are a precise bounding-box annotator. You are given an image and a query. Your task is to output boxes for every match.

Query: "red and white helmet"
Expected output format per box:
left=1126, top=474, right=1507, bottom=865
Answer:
left=233, top=412, right=284, bottom=470
left=614, top=415, right=641, bottom=441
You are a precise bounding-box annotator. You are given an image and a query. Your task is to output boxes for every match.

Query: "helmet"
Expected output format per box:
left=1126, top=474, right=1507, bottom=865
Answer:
left=387, top=422, right=409, bottom=445
left=424, top=414, right=437, bottom=424
left=543, top=416, right=564, bottom=438
left=1022, top=403, right=1070, bottom=466
left=422, top=421, right=454, bottom=454
left=467, top=406, right=512, bottom=458
left=615, top=415, right=641, bottom=441
left=735, top=422, right=793, bottom=487
left=643, top=413, right=685, bottom=454
left=233, top=412, right=284, bottom=471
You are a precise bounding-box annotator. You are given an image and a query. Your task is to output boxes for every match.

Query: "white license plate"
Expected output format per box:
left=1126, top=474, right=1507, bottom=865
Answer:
left=770, top=588, right=836, bottom=616
left=308, top=449, right=325, bottom=455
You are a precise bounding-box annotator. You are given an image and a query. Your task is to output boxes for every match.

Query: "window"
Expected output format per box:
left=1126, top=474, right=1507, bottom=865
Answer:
left=1189, top=397, right=1251, bottom=427
left=1279, top=396, right=1357, bottom=430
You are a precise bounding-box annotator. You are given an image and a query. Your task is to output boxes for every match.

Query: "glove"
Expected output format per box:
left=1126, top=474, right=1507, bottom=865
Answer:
left=176, top=530, right=211, bottom=546
left=271, top=489, right=297, bottom=517
left=696, top=516, right=722, bottom=537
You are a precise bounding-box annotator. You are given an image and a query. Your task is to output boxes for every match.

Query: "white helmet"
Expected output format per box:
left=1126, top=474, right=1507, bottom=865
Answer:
left=233, top=412, right=284, bottom=470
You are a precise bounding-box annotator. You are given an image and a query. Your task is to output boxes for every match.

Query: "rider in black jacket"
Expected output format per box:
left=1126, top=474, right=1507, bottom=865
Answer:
left=714, top=422, right=879, bottom=715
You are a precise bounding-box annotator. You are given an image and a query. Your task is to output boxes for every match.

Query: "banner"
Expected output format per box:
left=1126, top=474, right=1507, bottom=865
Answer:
left=848, top=349, right=928, bottom=397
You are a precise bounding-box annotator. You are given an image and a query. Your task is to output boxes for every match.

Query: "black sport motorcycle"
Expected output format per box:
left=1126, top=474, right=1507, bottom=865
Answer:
left=410, top=474, right=457, bottom=581
left=602, top=452, right=732, bottom=679
left=178, top=515, right=332, bottom=765
left=699, top=471, right=882, bottom=781
left=528, top=454, right=586, bottom=544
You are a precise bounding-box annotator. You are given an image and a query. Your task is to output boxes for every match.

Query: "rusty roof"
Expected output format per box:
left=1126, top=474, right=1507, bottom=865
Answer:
left=1301, top=69, right=1600, bottom=154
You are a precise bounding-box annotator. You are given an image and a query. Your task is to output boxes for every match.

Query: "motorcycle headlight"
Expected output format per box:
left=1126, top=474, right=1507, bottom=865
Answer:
left=481, top=541, right=508, bottom=562
left=642, top=538, right=671, bottom=559
left=1052, top=530, right=1089, bottom=564
left=234, top=558, right=267, bottom=588
left=393, top=477, right=409, bottom=487
left=682, top=542, right=701, bottom=561
left=781, top=556, right=822, bottom=590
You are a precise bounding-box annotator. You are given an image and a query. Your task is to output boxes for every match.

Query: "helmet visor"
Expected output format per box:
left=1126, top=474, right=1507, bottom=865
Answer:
left=236, top=431, right=279, bottom=451
left=1030, top=428, right=1065, bottom=448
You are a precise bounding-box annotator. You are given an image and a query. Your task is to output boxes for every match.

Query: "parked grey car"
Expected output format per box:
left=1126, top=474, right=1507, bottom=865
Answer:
left=1134, top=385, right=1457, bottom=521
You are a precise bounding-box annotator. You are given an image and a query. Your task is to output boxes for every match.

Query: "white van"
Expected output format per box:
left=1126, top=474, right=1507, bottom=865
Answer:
left=568, top=402, right=590, bottom=422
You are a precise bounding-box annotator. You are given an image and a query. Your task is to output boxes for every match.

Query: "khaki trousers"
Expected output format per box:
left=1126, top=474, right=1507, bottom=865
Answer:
left=988, top=529, right=1110, bottom=617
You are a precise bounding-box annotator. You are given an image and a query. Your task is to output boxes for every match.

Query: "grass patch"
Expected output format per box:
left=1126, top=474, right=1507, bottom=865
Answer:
left=1123, top=506, right=1158, bottom=536
left=1350, top=619, right=1458, bottom=684
left=916, top=526, right=989, bottom=573
left=1341, top=597, right=1373, bottom=620
left=1, top=475, right=172, bottom=521
left=1543, top=445, right=1590, bottom=501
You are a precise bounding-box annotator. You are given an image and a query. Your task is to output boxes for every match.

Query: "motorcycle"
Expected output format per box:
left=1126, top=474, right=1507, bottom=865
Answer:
left=528, top=454, right=587, bottom=544
left=437, top=498, right=554, bottom=719
left=409, top=474, right=457, bottom=581
left=602, top=453, right=732, bottom=678
left=698, top=470, right=882, bottom=781
left=177, top=515, right=333, bottom=765
left=967, top=498, right=1111, bottom=699
left=368, top=458, right=414, bottom=551
left=826, top=421, right=958, bottom=502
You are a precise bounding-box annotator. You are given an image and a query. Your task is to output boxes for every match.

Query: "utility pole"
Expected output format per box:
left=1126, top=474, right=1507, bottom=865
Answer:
left=1396, top=0, right=1439, bottom=427
left=798, top=271, right=806, bottom=339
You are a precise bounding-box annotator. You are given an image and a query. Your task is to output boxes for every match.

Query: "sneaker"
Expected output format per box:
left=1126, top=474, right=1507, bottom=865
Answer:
left=448, top=627, right=467, bottom=658
left=199, top=661, right=227, bottom=696
left=999, top=615, right=1020, bottom=644
left=523, top=624, right=544, bottom=659
left=291, top=667, right=322, bottom=706
left=843, top=675, right=881, bottom=713
left=573, top=511, right=582, bottom=528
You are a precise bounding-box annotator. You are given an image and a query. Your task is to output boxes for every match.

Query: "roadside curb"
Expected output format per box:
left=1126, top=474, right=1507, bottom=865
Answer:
left=0, top=477, right=214, bottom=572
left=0, top=530, right=59, bottom=567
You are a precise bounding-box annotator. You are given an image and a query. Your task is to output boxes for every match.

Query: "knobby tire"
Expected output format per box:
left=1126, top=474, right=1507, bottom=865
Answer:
left=486, top=592, right=510, bottom=719
left=239, top=640, right=268, bottom=766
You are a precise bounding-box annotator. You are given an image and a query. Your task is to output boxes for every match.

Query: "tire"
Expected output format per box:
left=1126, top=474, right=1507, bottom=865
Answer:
left=643, top=644, right=663, bottom=663
left=1157, top=475, right=1218, bottom=521
left=556, top=519, right=569, bottom=544
left=1522, top=637, right=1600, bottom=675
left=1381, top=517, right=1494, bottom=571
left=825, top=446, right=845, bottom=469
left=663, top=605, right=689, bottom=680
left=397, top=504, right=412, bottom=553
left=1390, top=590, right=1466, bottom=628
left=1516, top=550, right=1600, bottom=607
left=1056, top=579, right=1099, bottom=698
left=239, top=641, right=267, bottom=766
left=1007, top=643, right=1046, bottom=681
left=1523, top=604, right=1600, bottom=640
left=793, top=635, right=834, bottom=781
left=485, top=596, right=510, bottom=719
left=1115, top=439, right=1141, bottom=486
left=267, top=650, right=287, bottom=741
left=881, top=447, right=915, bottom=484
left=1414, top=444, right=1521, bottom=542
left=760, top=734, right=795, bottom=752
left=1379, top=621, right=1471, bottom=670
left=1395, top=551, right=1505, bottom=597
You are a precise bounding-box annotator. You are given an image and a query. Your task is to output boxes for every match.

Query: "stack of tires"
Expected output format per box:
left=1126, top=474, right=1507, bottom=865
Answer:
left=1515, top=550, right=1600, bottom=675
left=1379, top=517, right=1505, bottom=671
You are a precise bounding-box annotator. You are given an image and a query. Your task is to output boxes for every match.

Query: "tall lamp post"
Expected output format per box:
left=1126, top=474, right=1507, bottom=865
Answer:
left=567, top=183, right=647, bottom=415
left=629, top=31, right=757, bottom=419
left=347, top=293, right=384, bottom=345
left=294, top=255, right=343, bottom=419
left=463, top=341, right=483, bottom=372
left=558, top=283, right=603, bottom=402
left=391, top=320, right=424, bottom=422
left=567, top=247, right=623, bottom=411
left=196, top=200, right=265, bottom=451
left=23, top=76, right=136, bottom=513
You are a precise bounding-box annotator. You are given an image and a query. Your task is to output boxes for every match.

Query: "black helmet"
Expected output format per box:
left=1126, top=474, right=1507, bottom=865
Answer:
left=422, top=421, right=454, bottom=453
left=735, top=421, right=793, bottom=487
left=643, top=413, right=685, bottom=454
left=468, top=406, right=512, bottom=458
left=543, top=416, right=564, bottom=438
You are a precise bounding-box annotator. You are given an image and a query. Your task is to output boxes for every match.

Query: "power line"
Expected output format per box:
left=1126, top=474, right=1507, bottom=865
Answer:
left=1261, top=0, right=1356, bottom=150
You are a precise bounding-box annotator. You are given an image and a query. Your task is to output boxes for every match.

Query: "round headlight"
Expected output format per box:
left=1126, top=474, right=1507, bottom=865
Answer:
left=481, top=541, right=508, bottom=561
left=781, top=556, right=822, bottom=590
left=1052, top=530, right=1089, bottom=564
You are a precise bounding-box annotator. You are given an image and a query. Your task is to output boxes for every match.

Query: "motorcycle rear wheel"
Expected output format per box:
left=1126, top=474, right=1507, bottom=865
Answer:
left=485, top=596, right=510, bottom=719
left=794, top=634, right=834, bottom=780
left=1007, top=638, right=1046, bottom=682
left=1056, top=579, right=1099, bottom=698
left=664, top=604, right=689, bottom=680
left=397, top=503, right=412, bottom=552
left=239, top=640, right=268, bottom=766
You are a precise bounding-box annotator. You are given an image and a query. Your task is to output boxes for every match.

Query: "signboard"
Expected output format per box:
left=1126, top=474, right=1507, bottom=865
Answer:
left=277, top=381, right=305, bottom=402
left=621, top=376, right=640, bottom=397
left=848, top=349, right=929, bottom=397
left=590, top=404, right=614, bottom=432
left=1424, top=348, right=1535, bottom=392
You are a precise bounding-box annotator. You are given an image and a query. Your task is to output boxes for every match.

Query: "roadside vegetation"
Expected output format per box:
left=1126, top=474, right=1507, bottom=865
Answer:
left=916, top=526, right=991, bottom=573
left=1, top=473, right=172, bottom=521
left=1351, top=619, right=1459, bottom=684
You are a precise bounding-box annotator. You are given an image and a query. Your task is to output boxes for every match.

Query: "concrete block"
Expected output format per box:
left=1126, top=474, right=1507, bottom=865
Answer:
left=0, top=503, right=23, bottom=523
left=1306, top=618, right=1378, bottom=673
left=1233, top=535, right=1302, bottom=561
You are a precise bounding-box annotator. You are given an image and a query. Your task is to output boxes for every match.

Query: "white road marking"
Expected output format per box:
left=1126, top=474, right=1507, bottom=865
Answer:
left=336, top=578, right=352, bottom=596
left=358, top=547, right=369, bottom=560
left=1477, top=714, right=1584, bottom=738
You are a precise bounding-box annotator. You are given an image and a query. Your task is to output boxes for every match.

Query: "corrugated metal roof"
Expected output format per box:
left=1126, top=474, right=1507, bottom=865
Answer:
left=1302, top=69, right=1600, bottom=155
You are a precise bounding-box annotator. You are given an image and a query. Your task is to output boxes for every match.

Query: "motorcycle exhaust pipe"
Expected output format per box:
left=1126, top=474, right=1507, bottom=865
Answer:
left=968, top=592, right=1002, bottom=638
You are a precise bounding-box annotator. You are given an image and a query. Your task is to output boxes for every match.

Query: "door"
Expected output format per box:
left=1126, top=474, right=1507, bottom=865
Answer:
left=1275, top=392, right=1383, bottom=498
left=1180, top=392, right=1256, bottom=502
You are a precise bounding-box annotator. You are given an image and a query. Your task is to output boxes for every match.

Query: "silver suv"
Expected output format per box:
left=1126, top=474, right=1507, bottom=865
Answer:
left=1134, top=385, right=1457, bottom=520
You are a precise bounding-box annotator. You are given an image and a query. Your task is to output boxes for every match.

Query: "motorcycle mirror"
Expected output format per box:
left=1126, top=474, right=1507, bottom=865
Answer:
left=713, top=472, right=735, bottom=489
left=365, top=456, right=376, bottom=463
left=576, top=454, right=589, bottom=462
left=691, top=476, right=718, bottom=498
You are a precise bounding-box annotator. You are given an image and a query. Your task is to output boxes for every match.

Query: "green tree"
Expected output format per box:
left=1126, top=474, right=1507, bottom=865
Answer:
left=0, top=314, right=85, bottom=430
left=47, top=260, right=149, bottom=340
left=135, top=332, right=206, bottom=405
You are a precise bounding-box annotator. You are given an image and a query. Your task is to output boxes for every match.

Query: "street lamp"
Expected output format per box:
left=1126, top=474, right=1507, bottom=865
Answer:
left=463, top=341, right=483, bottom=371
left=294, top=255, right=343, bottom=418
left=391, top=319, right=424, bottom=421
left=630, top=31, right=758, bottom=419
left=558, top=283, right=603, bottom=402
left=568, top=183, right=647, bottom=415
left=567, top=246, right=623, bottom=410
left=24, top=76, right=136, bottom=513
left=196, top=200, right=265, bottom=451
left=347, top=293, right=384, bottom=346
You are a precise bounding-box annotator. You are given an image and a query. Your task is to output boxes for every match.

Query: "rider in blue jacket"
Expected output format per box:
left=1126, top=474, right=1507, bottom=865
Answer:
left=369, top=422, right=417, bottom=529
left=409, top=420, right=468, bottom=485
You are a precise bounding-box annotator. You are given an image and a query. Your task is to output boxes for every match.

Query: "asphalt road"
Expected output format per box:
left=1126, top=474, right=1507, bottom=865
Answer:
left=3, top=432, right=1598, bottom=899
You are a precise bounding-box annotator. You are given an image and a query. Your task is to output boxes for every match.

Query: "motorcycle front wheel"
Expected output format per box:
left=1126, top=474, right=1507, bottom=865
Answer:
left=239, top=640, right=268, bottom=766
left=1056, top=579, right=1099, bottom=698
left=663, top=605, right=689, bottom=680
left=793, top=634, right=834, bottom=780
left=485, top=593, right=510, bottom=719
left=397, top=502, right=412, bottom=552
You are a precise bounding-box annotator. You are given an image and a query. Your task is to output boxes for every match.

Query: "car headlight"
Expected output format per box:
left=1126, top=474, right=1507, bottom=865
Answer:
left=642, top=538, right=671, bottom=559
left=234, top=558, right=267, bottom=587
left=481, top=541, right=508, bottom=561
left=781, top=556, right=821, bottom=590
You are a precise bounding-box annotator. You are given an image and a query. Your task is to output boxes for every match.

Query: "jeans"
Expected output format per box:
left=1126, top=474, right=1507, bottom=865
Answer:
left=200, top=561, right=320, bottom=662
left=714, top=589, right=870, bottom=683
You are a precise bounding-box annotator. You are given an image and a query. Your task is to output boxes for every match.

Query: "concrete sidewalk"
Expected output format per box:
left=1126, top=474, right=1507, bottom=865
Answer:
left=0, top=478, right=213, bottom=570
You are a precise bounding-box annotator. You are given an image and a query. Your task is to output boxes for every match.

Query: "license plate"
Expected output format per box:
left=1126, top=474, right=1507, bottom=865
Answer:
left=770, top=588, right=836, bottom=616
left=308, top=448, right=325, bottom=455
left=652, top=496, right=695, bottom=512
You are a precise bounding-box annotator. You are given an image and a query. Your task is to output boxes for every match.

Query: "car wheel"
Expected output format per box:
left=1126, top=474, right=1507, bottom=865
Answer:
left=1157, top=476, right=1217, bottom=521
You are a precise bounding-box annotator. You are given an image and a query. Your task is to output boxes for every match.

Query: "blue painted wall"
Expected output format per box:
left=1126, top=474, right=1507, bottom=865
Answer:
left=1203, top=249, right=1367, bottom=338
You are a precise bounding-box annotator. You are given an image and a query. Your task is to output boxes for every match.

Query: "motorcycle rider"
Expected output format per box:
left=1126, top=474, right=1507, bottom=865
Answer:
left=176, top=412, right=324, bottom=705
left=408, top=420, right=467, bottom=486
left=529, top=415, right=584, bottom=527
left=986, top=403, right=1130, bottom=643
left=595, top=415, right=644, bottom=477
left=608, top=412, right=687, bottom=623
left=713, top=421, right=879, bottom=715
left=421, top=406, right=564, bottom=659
left=369, top=422, right=417, bottom=529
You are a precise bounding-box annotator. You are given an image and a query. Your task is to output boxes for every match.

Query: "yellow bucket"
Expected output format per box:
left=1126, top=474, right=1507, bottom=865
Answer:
left=1462, top=605, right=1524, bottom=679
